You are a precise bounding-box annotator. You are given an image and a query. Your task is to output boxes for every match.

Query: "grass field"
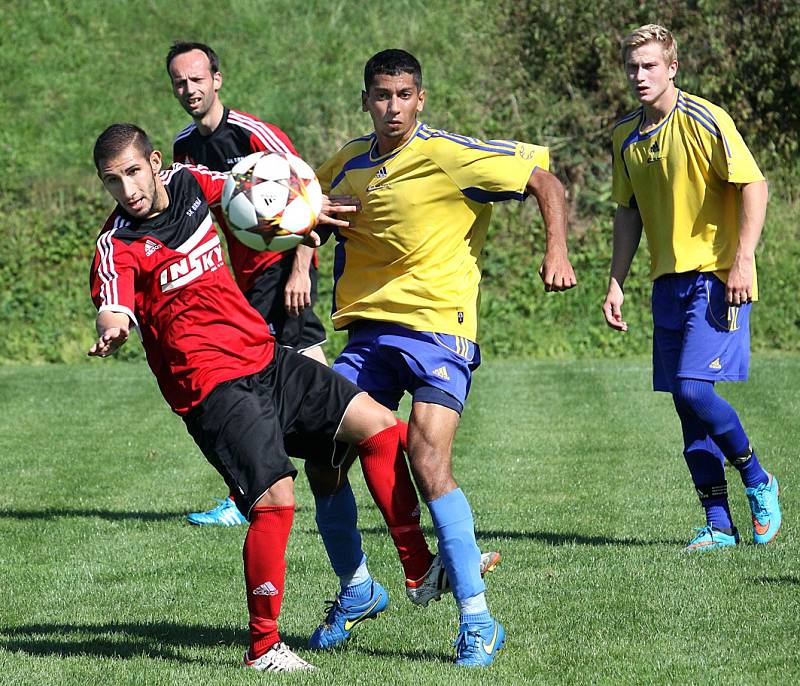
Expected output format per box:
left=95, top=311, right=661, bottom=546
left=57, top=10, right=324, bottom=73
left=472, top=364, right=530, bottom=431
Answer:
left=0, top=356, right=798, bottom=685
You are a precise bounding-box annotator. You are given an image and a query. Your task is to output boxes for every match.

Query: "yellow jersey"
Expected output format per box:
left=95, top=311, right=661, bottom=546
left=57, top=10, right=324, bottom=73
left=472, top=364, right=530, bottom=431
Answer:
left=317, top=122, right=548, bottom=340
left=612, top=90, right=764, bottom=296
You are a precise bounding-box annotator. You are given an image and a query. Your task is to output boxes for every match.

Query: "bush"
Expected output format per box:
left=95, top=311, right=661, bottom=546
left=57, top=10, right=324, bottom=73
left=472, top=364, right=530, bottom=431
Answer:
left=1, top=0, right=798, bottom=362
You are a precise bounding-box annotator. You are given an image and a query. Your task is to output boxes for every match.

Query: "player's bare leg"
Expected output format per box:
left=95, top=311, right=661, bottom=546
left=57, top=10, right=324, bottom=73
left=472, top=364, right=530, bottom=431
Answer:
left=407, top=401, right=504, bottom=666
left=407, top=402, right=459, bottom=500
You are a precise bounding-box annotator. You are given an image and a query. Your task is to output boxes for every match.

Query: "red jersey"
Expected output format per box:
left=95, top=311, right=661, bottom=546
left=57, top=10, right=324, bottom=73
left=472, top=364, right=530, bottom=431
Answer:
left=172, top=107, right=301, bottom=292
left=90, top=164, right=274, bottom=415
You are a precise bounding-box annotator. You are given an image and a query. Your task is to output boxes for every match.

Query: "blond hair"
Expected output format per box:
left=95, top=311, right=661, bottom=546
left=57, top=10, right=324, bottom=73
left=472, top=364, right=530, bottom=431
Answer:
left=621, top=24, right=678, bottom=65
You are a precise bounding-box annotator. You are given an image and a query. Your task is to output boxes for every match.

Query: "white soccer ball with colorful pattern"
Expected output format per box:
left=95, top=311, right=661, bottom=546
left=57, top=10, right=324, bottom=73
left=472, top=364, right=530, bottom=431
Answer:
left=221, top=151, right=323, bottom=252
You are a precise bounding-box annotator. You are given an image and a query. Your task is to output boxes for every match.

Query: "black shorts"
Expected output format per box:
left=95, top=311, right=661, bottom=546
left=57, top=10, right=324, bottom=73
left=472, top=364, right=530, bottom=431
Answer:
left=183, top=346, right=362, bottom=518
left=245, top=254, right=327, bottom=351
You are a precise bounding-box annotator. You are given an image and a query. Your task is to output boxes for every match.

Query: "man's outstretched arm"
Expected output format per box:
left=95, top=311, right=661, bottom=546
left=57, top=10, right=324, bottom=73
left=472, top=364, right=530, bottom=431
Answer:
left=88, top=310, right=131, bottom=357
left=526, top=168, right=577, bottom=292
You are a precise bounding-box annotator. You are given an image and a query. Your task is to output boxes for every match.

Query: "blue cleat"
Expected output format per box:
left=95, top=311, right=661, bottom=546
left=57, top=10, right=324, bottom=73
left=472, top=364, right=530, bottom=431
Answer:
left=454, top=618, right=505, bottom=667
left=684, top=525, right=739, bottom=552
left=186, top=497, right=247, bottom=526
left=308, top=581, right=388, bottom=650
left=746, top=474, right=782, bottom=544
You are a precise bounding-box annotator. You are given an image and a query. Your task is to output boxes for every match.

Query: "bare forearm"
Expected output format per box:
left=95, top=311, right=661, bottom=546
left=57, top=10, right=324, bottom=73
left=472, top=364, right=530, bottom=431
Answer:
left=96, top=310, right=131, bottom=336
left=527, top=169, right=569, bottom=256
left=609, top=206, right=643, bottom=288
left=292, top=244, right=314, bottom=273
left=526, top=169, right=576, bottom=291
left=88, top=310, right=131, bottom=357
left=736, top=180, right=768, bottom=261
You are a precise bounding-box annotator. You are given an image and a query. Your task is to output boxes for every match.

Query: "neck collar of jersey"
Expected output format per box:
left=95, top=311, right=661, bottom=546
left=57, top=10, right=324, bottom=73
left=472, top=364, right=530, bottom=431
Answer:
left=369, top=121, right=422, bottom=162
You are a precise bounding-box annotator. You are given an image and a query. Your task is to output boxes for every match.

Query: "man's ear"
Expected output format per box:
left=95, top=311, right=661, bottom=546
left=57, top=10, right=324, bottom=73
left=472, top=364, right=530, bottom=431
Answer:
left=150, top=149, right=163, bottom=174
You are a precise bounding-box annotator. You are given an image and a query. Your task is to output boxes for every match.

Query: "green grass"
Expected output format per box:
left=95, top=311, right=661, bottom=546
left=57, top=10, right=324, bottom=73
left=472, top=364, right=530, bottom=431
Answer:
left=1, top=356, right=798, bottom=684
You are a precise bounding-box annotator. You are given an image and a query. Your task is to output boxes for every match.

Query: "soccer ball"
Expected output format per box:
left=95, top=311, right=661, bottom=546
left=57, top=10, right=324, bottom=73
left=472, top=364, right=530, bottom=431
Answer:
left=221, top=151, right=323, bottom=252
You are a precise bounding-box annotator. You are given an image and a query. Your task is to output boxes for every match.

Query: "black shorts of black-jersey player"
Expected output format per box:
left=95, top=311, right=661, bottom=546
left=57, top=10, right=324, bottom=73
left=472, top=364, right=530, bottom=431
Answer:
left=244, top=257, right=327, bottom=352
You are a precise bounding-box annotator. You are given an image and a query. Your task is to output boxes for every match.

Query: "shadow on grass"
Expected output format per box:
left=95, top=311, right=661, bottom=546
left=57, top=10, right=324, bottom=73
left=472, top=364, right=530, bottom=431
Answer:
left=749, top=575, right=800, bottom=586
left=0, top=622, right=307, bottom=664
left=0, top=505, right=309, bottom=523
left=0, top=509, right=184, bottom=522
left=302, top=526, right=684, bottom=547
left=476, top=529, right=685, bottom=547
left=0, top=622, right=451, bottom=665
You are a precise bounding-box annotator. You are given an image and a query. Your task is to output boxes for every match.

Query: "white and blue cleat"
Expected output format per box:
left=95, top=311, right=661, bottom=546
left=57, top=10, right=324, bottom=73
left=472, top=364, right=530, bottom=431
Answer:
left=186, top=497, right=247, bottom=526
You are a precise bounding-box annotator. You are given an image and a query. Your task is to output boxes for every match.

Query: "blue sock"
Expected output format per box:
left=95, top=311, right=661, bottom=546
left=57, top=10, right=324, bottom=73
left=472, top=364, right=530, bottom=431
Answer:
left=314, top=482, right=365, bottom=580
left=339, top=574, right=373, bottom=602
left=676, top=379, right=768, bottom=488
left=674, top=396, right=733, bottom=530
left=459, top=593, right=490, bottom=626
left=427, top=488, right=484, bottom=601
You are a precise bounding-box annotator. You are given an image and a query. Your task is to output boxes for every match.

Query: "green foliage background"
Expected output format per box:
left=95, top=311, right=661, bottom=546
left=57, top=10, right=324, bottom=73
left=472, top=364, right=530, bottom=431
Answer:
left=1, top=0, right=798, bottom=363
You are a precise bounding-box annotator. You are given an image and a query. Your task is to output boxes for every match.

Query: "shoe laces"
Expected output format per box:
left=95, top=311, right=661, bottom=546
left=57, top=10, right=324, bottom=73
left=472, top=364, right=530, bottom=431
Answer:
left=318, top=597, right=344, bottom=628
left=747, top=482, right=769, bottom=516
left=207, top=498, right=229, bottom=515
left=453, top=628, right=484, bottom=657
left=267, top=642, right=313, bottom=670
left=689, top=525, right=713, bottom=543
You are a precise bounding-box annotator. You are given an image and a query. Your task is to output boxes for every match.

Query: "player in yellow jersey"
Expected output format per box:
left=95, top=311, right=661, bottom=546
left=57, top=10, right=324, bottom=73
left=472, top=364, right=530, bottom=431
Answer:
left=314, top=49, right=576, bottom=667
left=603, top=25, right=781, bottom=551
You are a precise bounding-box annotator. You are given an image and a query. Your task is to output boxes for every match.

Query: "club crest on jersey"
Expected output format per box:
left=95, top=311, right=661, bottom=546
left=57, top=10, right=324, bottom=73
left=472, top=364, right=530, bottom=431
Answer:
left=144, top=239, right=162, bottom=256
left=158, top=235, right=224, bottom=292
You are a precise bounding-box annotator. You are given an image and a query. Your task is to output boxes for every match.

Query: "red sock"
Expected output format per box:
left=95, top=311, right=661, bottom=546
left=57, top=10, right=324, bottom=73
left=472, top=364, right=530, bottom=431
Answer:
left=243, top=505, right=294, bottom=659
left=358, top=423, right=433, bottom=581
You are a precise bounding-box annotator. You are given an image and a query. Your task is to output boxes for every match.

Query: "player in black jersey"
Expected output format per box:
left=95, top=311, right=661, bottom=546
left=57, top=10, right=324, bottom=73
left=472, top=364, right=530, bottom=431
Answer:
left=167, top=41, right=333, bottom=526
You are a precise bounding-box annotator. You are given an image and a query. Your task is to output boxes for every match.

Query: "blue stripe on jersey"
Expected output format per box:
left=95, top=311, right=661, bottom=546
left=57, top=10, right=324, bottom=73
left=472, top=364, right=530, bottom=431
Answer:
left=462, top=186, right=526, bottom=203
left=613, top=107, right=643, bottom=129
left=677, top=105, right=720, bottom=138
left=329, top=132, right=410, bottom=189
left=620, top=106, right=676, bottom=156
left=680, top=94, right=732, bottom=156
left=331, top=228, right=347, bottom=317
left=679, top=94, right=720, bottom=133
left=485, top=139, right=518, bottom=150
left=419, top=125, right=517, bottom=155
left=620, top=122, right=642, bottom=158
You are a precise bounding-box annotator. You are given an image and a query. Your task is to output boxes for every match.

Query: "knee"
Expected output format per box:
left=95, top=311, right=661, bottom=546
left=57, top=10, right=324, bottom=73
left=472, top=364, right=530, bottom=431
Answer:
left=305, top=462, right=347, bottom=498
left=253, top=474, right=295, bottom=508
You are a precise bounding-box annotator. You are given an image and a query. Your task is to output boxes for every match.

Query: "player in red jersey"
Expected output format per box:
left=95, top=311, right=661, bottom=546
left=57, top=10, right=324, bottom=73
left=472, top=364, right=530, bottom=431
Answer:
left=167, top=41, right=328, bottom=526
left=89, top=123, right=405, bottom=672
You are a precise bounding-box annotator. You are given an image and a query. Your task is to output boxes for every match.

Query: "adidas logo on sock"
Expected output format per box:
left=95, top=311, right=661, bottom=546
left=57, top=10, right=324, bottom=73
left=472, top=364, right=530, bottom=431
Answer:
left=709, top=357, right=722, bottom=370
left=252, top=580, right=279, bottom=596
left=431, top=366, right=450, bottom=380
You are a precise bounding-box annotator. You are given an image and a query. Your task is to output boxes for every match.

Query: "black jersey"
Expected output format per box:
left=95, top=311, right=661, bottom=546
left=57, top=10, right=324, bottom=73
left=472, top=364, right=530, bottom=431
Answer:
left=173, top=108, right=298, bottom=291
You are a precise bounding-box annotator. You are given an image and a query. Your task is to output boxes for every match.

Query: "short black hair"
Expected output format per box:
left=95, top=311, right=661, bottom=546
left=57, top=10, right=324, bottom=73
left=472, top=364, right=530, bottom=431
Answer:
left=166, top=41, right=220, bottom=76
left=93, top=123, right=154, bottom=171
left=364, top=49, right=422, bottom=91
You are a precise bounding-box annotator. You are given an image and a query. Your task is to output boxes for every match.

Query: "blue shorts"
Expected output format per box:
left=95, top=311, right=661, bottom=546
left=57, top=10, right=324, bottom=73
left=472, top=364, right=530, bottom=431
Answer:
left=332, top=322, right=481, bottom=414
left=652, top=272, right=751, bottom=393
